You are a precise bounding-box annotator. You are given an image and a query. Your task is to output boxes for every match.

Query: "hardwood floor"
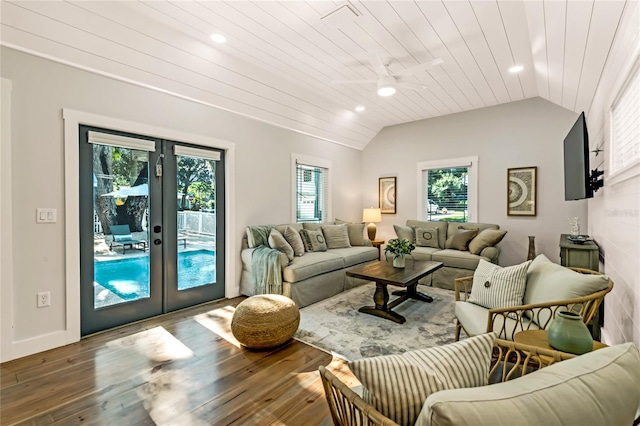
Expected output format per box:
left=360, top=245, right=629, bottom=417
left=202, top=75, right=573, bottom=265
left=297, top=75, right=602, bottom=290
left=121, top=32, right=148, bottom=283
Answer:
left=0, top=297, right=357, bottom=425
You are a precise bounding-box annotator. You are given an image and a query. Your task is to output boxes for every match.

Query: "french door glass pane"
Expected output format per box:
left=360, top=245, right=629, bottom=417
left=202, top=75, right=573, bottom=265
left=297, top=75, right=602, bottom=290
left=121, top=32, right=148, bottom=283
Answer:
left=92, top=144, right=150, bottom=308
left=176, top=155, right=217, bottom=291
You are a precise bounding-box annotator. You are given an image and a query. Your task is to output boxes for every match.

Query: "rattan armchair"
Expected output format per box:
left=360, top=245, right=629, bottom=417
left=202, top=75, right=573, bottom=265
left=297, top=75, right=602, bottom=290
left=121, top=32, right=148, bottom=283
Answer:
left=319, top=339, right=576, bottom=426
left=454, top=267, right=613, bottom=341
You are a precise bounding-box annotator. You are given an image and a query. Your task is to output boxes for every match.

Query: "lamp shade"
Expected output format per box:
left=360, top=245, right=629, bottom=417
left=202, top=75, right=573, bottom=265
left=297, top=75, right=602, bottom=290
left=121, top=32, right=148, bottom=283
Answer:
left=362, top=208, right=382, bottom=223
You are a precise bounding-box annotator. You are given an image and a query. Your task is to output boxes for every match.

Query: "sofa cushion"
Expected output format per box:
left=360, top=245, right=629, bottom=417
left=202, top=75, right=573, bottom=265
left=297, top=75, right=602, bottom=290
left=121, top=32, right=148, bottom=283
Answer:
left=349, top=333, right=497, bottom=426
left=394, top=224, right=415, bottom=243
left=415, top=228, right=439, bottom=248
left=300, top=229, right=327, bottom=252
left=417, top=343, right=640, bottom=426
left=283, top=226, right=305, bottom=257
left=282, top=251, right=344, bottom=283
left=468, top=229, right=507, bottom=255
left=334, top=219, right=367, bottom=246
left=302, top=222, right=334, bottom=231
left=468, top=259, right=531, bottom=313
left=273, top=223, right=302, bottom=234
left=268, top=229, right=294, bottom=261
left=246, top=225, right=272, bottom=248
left=445, top=228, right=478, bottom=250
left=446, top=222, right=499, bottom=240
left=329, top=247, right=379, bottom=267
left=524, top=254, right=610, bottom=326
left=407, top=220, right=448, bottom=249
left=431, top=250, right=486, bottom=270
left=322, top=224, right=352, bottom=249
left=412, top=247, right=440, bottom=261
left=455, top=301, right=539, bottom=338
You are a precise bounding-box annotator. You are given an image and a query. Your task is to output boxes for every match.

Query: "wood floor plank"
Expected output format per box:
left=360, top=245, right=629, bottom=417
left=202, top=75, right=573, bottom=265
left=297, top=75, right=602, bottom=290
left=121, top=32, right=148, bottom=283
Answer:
left=0, top=297, right=357, bottom=426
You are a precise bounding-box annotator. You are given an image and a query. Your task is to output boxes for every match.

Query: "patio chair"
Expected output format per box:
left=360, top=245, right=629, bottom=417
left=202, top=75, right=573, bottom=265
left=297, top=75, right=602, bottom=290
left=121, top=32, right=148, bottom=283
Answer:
left=109, top=224, right=147, bottom=254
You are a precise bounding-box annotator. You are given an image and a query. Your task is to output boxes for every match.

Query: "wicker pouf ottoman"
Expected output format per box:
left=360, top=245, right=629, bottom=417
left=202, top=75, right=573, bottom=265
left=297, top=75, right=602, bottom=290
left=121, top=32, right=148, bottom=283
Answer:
left=231, top=294, right=300, bottom=350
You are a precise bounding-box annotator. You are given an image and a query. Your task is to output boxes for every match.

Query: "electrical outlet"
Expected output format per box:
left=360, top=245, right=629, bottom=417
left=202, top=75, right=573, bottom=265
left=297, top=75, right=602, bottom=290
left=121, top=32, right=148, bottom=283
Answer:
left=37, top=292, right=50, bottom=308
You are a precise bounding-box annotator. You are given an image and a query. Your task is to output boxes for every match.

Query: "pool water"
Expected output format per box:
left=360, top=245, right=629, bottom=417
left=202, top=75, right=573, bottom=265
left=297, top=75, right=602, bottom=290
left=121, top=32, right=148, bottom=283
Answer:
left=94, top=249, right=216, bottom=300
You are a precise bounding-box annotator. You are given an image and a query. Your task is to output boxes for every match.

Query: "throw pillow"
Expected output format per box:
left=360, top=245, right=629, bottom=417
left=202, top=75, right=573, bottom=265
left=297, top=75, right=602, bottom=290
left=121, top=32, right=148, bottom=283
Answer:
left=334, top=219, right=366, bottom=246
left=468, top=259, right=532, bottom=314
left=444, top=228, right=479, bottom=251
left=415, top=227, right=439, bottom=248
left=321, top=224, right=352, bottom=249
left=468, top=229, right=508, bottom=255
left=268, top=229, right=294, bottom=261
left=246, top=225, right=272, bottom=248
left=523, top=254, right=610, bottom=327
left=393, top=224, right=415, bottom=243
left=283, top=226, right=305, bottom=257
left=348, top=333, right=497, bottom=426
left=299, top=229, right=327, bottom=252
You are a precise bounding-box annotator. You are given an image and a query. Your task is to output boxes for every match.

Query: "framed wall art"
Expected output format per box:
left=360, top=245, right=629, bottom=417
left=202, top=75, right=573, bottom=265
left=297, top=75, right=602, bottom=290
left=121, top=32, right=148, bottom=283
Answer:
left=507, top=166, right=537, bottom=216
left=379, top=176, right=396, bottom=214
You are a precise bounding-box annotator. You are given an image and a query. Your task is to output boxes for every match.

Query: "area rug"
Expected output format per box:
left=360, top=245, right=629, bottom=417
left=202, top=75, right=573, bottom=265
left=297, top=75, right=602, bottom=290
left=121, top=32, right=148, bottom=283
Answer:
left=294, top=283, right=456, bottom=360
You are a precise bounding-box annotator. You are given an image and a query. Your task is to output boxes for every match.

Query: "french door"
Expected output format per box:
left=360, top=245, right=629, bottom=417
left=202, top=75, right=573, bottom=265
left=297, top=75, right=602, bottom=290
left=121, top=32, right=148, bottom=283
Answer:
left=79, top=126, right=225, bottom=335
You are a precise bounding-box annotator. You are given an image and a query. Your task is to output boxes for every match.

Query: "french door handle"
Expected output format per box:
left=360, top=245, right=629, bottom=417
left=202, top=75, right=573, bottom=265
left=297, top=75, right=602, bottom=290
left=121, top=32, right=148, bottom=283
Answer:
left=154, top=239, right=162, bottom=245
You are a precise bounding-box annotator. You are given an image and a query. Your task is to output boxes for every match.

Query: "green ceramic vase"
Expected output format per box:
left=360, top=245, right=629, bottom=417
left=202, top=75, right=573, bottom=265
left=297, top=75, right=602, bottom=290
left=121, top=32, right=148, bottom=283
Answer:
left=547, top=311, right=593, bottom=354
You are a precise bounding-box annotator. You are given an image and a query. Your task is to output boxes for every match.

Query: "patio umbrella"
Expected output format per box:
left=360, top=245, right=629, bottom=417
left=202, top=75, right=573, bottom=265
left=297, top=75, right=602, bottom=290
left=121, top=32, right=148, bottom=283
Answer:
left=101, top=183, right=148, bottom=198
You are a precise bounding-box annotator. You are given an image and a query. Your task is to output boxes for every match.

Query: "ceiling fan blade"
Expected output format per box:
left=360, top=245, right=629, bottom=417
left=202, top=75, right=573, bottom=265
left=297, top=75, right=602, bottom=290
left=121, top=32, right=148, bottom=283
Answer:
left=368, top=51, right=390, bottom=77
left=394, top=58, right=444, bottom=77
left=331, top=79, right=377, bottom=84
left=396, top=82, right=429, bottom=90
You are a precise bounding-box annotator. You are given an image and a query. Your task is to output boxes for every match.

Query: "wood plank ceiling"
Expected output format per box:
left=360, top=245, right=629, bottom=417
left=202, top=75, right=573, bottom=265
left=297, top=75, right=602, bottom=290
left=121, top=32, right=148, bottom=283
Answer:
left=0, top=1, right=630, bottom=150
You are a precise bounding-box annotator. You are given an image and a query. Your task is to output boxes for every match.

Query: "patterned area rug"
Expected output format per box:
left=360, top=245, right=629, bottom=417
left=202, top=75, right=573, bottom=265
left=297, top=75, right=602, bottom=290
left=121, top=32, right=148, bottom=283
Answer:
left=294, top=283, right=456, bottom=360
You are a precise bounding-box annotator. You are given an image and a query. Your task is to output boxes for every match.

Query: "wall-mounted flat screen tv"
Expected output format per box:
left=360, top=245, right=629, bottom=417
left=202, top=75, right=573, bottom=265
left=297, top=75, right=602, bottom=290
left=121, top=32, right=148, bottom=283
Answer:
left=564, top=112, right=593, bottom=200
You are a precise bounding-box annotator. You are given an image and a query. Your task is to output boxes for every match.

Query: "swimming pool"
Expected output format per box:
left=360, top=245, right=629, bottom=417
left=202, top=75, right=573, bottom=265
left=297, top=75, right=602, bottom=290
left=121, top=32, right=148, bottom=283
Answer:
left=94, top=249, right=216, bottom=300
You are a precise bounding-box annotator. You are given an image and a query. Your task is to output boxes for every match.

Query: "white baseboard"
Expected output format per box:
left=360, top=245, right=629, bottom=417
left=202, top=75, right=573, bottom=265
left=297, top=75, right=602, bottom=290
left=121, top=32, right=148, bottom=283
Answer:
left=11, top=330, right=70, bottom=360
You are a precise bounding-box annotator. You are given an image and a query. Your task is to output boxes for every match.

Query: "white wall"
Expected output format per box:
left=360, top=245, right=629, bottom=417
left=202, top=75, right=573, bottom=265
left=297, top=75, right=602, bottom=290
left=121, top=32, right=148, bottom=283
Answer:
left=0, top=47, right=362, bottom=360
left=586, top=2, right=640, bottom=347
left=362, top=97, right=585, bottom=267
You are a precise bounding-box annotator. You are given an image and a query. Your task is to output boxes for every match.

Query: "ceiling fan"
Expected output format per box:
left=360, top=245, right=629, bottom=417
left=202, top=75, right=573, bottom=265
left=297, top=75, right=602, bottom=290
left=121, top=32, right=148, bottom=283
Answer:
left=332, top=51, right=443, bottom=97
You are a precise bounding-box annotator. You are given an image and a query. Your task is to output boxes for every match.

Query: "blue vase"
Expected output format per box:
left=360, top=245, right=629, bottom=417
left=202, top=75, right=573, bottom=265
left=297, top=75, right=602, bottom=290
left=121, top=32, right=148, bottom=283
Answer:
left=547, top=311, right=593, bottom=355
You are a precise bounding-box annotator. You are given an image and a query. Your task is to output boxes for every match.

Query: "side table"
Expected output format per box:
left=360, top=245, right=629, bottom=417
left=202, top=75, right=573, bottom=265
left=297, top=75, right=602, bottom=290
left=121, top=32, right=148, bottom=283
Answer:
left=371, top=239, right=384, bottom=260
left=515, top=330, right=607, bottom=356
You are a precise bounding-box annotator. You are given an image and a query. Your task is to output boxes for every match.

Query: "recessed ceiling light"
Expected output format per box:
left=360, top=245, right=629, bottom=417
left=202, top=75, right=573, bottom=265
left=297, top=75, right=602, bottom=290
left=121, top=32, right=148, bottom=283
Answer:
left=509, top=65, right=524, bottom=73
left=210, top=33, right=226, bottom=44
left=355, top=105, right=365, bottom=112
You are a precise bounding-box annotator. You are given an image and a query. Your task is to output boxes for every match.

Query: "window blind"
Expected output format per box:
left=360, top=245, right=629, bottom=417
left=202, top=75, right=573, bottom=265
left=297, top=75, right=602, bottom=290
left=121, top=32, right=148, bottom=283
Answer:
left=611, top=63, right=640, bottom=173
left=88, top=131, right=156, bottom=152
left=421, top=167, right=469, bottom=221
left=296, top=162, right=328, bottom=222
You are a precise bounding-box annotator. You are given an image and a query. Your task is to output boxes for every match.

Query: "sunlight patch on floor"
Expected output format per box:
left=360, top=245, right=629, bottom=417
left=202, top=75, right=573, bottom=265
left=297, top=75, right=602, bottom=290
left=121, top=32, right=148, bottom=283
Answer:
left=105, top=326, right=194, bottom=362
left=193, top=305, right=241, bottom=348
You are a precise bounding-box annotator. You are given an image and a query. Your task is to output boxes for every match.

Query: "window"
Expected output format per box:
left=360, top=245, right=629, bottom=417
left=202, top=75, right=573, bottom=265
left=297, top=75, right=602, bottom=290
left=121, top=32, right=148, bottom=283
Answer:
left=417, top=157, right=478, bottom=222
left=610, top=58, right=640, bottom=180
left=291, top=154, right=331, bottom=223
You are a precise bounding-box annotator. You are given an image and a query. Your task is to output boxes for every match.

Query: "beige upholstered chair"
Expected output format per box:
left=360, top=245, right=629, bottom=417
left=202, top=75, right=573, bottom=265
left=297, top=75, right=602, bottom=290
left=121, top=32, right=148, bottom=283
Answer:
left=454, top=267, right=613, bottom=341
left=319, top=339, right=575, bottom=426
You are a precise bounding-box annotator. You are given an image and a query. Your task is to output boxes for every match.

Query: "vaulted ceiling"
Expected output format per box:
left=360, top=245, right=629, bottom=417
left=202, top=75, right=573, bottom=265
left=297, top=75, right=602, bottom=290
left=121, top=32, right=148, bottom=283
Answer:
left=0, top=1, right=630, bottom=149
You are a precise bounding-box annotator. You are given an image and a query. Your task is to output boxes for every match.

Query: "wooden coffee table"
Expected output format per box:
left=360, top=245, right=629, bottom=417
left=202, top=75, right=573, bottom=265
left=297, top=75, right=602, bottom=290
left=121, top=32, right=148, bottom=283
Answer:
left=345, top=260, right=443, bottom=324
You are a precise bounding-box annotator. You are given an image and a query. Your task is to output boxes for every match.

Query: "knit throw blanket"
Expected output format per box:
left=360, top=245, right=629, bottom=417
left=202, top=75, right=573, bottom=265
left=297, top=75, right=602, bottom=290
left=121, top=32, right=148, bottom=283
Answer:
left=251, top=245, right=283, bottom=295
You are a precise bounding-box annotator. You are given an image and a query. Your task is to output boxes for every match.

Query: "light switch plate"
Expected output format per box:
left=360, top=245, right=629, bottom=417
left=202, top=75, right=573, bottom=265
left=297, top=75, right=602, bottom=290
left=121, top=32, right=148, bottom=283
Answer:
left=36, top=208, right=57, bottom=223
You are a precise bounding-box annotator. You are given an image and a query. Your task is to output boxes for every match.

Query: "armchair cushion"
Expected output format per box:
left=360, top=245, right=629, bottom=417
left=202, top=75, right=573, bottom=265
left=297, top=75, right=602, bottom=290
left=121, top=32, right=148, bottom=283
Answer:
left=348, top=333, right=496, bottom=426
left=416, top=343, right=640, bottom=426
left=524, top=254, right=609, bottom=326
left=455, top=300, right=539, bottom=337
left=468, top=259, right=531, bottom=313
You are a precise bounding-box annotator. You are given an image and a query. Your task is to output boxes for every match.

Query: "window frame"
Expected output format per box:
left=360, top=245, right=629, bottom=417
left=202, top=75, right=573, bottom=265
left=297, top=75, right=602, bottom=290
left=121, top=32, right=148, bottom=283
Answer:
left=416, top=156, right=479, bottom=222
left=291, top=153, right=332, bottom=223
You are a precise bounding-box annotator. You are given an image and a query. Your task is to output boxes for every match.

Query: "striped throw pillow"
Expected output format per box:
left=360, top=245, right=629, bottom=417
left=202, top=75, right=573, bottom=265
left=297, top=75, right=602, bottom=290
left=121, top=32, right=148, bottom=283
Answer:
left=348, top=333, right=496, bottom=426
left=468, top=259, right=532, bottom=313
left=321, top=224, right=351, bottom=249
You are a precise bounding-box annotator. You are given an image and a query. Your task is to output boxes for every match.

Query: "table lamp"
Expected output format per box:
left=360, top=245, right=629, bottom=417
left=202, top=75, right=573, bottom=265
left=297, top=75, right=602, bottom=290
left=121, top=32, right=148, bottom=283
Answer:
left=362, top=208, right=382, bottom=241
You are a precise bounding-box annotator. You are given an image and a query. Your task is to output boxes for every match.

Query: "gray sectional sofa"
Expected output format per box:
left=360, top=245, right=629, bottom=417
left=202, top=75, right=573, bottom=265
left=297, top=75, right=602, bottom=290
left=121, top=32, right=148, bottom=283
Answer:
left=397, top=220, right=504, bottom=290
left=240, top=222, right=379, bottom=308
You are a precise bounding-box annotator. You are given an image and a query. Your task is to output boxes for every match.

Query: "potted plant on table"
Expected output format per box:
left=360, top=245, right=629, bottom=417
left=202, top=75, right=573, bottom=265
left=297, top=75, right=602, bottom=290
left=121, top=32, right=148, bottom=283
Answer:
left=384, top=238, right=416, bottom=268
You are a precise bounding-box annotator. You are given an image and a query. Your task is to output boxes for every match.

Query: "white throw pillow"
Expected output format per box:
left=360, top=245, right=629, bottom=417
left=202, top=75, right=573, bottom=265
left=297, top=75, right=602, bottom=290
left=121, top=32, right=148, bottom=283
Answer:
left=468, top=259, right=531, bottom=314
left=348, top=333, right=497, bottom=426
